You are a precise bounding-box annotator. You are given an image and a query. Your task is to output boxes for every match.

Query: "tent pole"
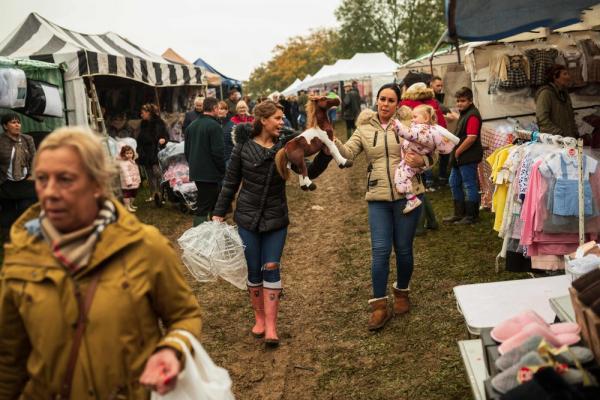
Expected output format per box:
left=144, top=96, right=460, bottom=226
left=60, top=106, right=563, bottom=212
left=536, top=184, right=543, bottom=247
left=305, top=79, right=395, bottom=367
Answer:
left=154, top=87, right=161, bottom=110
left=59, top=67, right=69, bottom=126
left=429, top=30, right=448, bottom=75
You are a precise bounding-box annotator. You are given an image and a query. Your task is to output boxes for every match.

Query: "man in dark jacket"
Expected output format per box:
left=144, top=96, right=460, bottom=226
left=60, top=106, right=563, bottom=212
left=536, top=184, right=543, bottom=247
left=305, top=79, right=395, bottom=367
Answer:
left=182, top=96, right=204, bottom=133
left=342, top=81, right=361, bottom=138
left=535, top=64, right=578, bottom=138
left=444, top=87, right=484, bottom=225
left=184, top=97, right=226, bottom=225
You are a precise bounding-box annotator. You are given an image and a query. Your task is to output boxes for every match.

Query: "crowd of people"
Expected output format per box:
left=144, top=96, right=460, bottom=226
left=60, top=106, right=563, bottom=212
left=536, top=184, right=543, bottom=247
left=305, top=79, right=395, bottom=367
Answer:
left=0, top=62, right=581, bottom=397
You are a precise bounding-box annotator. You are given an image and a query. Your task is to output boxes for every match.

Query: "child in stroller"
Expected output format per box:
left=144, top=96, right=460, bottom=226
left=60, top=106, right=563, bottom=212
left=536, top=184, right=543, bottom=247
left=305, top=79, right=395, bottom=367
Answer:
left=157, top=142, right=198, bottom=212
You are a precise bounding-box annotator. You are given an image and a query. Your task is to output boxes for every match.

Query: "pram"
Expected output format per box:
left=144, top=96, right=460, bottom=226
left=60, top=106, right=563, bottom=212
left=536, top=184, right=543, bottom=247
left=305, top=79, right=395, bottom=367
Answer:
left=157, top=141, right=198, bottom=213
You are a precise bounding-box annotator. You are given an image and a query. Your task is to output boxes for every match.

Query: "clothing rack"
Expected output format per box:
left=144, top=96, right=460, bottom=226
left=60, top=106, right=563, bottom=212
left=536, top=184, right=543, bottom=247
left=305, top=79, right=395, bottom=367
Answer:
left=513, top=129, right=585, bottom=245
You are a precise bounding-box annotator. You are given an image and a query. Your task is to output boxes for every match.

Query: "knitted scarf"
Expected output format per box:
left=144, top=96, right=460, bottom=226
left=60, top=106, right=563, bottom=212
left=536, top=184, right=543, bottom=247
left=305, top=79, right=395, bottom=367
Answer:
left=6, top=133, right=28, bottom=180
left=40, top=200, right=117, bottom=271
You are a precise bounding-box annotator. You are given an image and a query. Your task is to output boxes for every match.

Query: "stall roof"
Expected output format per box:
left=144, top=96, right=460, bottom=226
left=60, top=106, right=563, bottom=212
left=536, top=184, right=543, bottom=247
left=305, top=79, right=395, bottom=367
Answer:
left=281, top=78, right=302, bottom=96
left=0, top=13, right=204, bottom=86
left=294, top=53, right=399, bottom=91
left=447, top=0, right=600, bottom=41
left=193, top=57, right=241, bottom=88
left=163, top=48, right=221, bottom=86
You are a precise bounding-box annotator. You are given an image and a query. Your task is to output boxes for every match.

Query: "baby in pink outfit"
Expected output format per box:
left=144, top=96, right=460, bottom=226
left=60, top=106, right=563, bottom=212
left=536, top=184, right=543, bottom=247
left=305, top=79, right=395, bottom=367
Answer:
left=394, top=104, right=459, bottom=213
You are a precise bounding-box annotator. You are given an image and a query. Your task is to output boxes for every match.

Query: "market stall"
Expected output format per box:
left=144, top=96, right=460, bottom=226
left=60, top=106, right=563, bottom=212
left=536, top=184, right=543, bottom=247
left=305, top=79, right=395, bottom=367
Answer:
left=193, top=56, right=241, bottom=99
left=0, top=12, right=206, bottom=132
left=0, top=56, right=66, bottom=144
left=435, top=1, right=600, bottom=398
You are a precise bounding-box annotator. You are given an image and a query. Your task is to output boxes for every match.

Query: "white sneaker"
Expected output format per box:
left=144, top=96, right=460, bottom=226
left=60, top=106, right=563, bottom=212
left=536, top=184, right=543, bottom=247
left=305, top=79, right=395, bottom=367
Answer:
left=403, top=197, right=422, bottom=214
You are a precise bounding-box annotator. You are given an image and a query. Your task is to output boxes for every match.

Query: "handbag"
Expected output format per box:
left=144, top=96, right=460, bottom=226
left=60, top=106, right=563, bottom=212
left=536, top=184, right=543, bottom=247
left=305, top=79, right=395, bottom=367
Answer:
left=151, top=330, right=235, bottom=400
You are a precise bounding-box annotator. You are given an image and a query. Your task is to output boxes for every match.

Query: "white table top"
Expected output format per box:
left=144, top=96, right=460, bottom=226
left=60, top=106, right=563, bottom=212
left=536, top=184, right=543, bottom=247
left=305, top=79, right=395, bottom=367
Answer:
left=453, top=275, right=572, bottom=335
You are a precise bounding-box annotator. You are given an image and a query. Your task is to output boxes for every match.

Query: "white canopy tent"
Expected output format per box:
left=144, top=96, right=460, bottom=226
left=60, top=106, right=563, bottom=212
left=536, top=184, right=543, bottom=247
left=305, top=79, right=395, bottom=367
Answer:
left=281, top=78, right=301, bottom=96
left=292, top=53, right=400, bottom=93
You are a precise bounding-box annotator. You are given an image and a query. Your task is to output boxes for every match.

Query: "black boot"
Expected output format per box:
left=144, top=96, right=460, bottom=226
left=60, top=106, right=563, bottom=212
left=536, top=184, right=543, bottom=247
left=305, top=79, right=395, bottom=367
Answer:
left=422, top=196, right=439, bottom=230
left=455, top=201, right=479, bottom=225
left=443, top=200, right=465, bottom=223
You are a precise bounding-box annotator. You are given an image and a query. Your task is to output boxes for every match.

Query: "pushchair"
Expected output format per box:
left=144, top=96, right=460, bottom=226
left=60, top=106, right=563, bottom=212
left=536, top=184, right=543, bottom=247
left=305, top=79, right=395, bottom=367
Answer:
left=157, top=141, right=198, bottom=213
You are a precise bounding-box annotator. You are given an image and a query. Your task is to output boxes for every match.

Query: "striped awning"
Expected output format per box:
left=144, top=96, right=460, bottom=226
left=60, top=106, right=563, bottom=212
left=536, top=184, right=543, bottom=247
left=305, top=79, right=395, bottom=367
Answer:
left=0, top=13, right=205, bottom=87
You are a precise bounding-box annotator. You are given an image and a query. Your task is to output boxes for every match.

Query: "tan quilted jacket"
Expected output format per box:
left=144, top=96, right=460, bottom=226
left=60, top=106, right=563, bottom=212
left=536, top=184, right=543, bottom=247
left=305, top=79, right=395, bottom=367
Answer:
left=334, top=109, right=435, bottom=202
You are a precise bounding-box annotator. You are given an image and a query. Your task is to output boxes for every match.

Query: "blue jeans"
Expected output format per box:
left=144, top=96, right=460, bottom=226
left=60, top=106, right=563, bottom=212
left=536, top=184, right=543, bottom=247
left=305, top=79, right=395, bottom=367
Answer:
left=327, top=108, right=337, bottom=123
left=237, top=226, right=287, bottom=289
left=368, top=198, right=422, bottom=298
left=449, top=163, right=479, bottom=203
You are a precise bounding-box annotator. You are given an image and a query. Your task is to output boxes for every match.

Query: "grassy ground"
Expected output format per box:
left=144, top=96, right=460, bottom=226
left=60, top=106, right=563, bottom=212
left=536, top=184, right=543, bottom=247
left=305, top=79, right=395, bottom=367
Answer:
left=0, top=124, right=530, bottom=399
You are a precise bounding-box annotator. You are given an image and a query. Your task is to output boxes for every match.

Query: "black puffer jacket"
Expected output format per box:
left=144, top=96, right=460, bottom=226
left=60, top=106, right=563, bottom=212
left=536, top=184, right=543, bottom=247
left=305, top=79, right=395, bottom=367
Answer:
left=213, top=124, right=332, bottom=232
left=136, top=118, right=169, bottom=166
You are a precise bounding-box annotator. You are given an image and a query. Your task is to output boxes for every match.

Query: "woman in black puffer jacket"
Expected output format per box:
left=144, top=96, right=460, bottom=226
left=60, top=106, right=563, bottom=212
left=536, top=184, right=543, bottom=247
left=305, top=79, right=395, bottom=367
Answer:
left=213, top=100, right=331, bottom=347
left=136, top=103, right=169, bottom=204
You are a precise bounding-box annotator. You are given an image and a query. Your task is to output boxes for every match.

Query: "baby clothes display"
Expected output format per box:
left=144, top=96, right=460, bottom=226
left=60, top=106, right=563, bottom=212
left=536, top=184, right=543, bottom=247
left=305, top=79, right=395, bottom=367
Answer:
left=486, top=132, right=600, bottom=272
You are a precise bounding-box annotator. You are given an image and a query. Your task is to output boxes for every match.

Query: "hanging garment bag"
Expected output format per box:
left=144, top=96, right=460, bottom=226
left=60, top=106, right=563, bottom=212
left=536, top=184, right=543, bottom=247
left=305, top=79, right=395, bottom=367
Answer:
left=23, top=79, right=63, bottom=117
left=0, top=68, right=27, bottom=108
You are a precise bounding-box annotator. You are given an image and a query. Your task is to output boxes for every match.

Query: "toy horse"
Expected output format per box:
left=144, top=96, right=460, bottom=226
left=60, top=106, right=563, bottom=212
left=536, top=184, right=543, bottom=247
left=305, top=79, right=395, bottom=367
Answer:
left=275, top=96, right=352, bottom=190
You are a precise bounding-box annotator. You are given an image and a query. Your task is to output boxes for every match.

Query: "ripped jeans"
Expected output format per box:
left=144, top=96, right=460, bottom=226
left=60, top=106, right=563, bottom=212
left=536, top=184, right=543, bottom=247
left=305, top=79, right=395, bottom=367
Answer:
left=237, top=225, right=287, bottom=289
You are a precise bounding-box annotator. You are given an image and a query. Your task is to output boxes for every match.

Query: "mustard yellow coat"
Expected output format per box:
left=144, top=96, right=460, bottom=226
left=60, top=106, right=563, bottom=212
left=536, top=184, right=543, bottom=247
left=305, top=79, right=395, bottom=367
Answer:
left=0, top=201, right=202, bottom=399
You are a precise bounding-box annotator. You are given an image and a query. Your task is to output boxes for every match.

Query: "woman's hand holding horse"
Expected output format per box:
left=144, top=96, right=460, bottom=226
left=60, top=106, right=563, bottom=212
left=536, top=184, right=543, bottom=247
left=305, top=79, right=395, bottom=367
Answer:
left=212, top=216, right=224, bottom=223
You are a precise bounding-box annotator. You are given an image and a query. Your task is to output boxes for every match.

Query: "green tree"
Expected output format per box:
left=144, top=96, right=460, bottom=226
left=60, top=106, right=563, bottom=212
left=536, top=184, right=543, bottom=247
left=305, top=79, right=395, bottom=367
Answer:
left=245, top=29, right=342, bottom=96
left=335, top=0, right=445, bottom=63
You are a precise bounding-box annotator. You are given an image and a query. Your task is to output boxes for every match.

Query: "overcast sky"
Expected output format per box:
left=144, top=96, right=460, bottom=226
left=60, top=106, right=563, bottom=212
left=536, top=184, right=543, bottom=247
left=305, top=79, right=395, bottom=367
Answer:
left=1, top=0, right=341, bottom=81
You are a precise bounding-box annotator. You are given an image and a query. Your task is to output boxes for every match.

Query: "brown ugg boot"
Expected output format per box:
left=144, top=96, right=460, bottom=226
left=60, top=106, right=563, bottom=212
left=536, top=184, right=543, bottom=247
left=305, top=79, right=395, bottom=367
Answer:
left=392, top=286, right=410, bottom=315
left=368, top=297, right=391, bottom=331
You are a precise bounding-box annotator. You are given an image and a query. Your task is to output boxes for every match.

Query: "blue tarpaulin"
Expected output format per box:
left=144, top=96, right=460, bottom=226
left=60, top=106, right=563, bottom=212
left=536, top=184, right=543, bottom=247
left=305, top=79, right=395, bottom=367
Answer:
left=446, top=0, right=599, bottom=41
left=193, top=57, right=241, bottom=89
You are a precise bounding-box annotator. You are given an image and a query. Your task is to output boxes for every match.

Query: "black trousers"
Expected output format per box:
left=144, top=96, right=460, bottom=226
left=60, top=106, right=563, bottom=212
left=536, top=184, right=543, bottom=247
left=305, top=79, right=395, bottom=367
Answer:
left=194, top=181, right=220, bottom=217
left=0, top=179, right=37, bottom=229
left=345, top=119, right=356, bottom=138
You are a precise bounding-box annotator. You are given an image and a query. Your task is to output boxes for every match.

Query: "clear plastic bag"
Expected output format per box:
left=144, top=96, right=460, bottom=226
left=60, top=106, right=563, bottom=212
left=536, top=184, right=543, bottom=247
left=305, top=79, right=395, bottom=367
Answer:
left=178, top=222, right=247, bottom=289
left=151, top=330, right=235, bottom=400
left=158, top=141, right=186, bottom=170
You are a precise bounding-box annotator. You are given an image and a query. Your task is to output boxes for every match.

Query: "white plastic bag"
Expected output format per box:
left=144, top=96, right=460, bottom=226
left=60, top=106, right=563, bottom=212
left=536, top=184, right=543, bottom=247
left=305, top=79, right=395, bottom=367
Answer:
left=151, top=330, right=235, bottom=400
left=178, top=222, right=247, bottom=289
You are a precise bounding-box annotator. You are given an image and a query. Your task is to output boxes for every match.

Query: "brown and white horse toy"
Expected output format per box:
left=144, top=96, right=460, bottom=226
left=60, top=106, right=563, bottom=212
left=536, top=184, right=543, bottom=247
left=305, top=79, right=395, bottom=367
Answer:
left=275, top=96, right=352, bottom=190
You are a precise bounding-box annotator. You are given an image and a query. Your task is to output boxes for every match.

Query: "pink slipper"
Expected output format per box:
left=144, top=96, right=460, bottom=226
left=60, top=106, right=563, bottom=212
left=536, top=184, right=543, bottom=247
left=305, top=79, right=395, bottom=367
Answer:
left=498, top=322, right=580, bottom=355
left=491, top=310, right=580, bottom=343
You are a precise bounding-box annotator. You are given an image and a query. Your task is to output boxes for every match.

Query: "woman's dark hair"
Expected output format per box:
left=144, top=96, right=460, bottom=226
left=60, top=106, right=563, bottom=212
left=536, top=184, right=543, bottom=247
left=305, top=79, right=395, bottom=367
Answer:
left=141, top=103, right=160, bottom=119
left=546, top=64, right=567, bottom=84
left=1, top=112, right=21, bottom=127
left=252, top=100, right=283, bottom=137
left=455, top=87, right=473, bottom=101
left=119, top=145, right=134, bottom=158
left=376, top=83, right=402, bottom=103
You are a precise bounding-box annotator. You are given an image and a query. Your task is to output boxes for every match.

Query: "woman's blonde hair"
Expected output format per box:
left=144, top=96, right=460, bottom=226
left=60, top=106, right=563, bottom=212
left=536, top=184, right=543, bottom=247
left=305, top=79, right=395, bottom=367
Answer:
left=413, top=104, right=437, bottom=125
left=34, top=127, right=117, bottom=198
left=236, top=100, right=249, bottom=113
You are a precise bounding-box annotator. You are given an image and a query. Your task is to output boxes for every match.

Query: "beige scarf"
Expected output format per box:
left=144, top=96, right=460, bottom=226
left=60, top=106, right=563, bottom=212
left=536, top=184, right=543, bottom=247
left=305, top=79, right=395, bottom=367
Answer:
left=40, top=200, right=117, bottom=271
